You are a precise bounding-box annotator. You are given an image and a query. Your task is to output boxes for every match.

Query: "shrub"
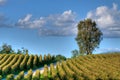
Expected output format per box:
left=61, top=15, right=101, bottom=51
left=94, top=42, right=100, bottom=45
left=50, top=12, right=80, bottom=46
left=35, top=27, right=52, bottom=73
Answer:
left=11, top=54, right=24, bottom=73
left=56, top=62, right=66, bottom=80
left=6, top=74, right=14, bottom=80
left=15, top=71, right=24, bottom=80
left=55, top=55, right=66, bottom=62
left=44, top=54, right=47, bottom=63
left=20, top=54, right=29, bottom=70
left=39, top=55, right=42, bottom=64
left=32, top=70, right=40, bottom=80
left=43, top=65, right=49, bottom=80
left=27, top=55, right=33, bottom=69
left=50, top=63, right=59, bottom=79
left=0, top=75, right=2, bottom=80
left=24, top=69, right=33, bottom=80
left=2, top=65, right=11, bottom=75
left=33, top=55, right=39, bottom=68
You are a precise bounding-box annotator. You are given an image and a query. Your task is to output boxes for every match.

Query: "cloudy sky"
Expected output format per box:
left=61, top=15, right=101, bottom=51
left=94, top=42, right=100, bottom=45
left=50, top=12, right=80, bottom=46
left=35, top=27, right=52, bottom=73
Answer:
left=0, top=0, right=120, bottom=57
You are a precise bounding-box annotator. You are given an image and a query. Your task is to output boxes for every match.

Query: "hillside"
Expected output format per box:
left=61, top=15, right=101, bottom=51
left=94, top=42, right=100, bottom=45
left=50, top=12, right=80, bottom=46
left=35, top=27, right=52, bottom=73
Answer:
left=0, top=53, right=120, bottom=80
left=0, top=54, right=55, bottom=78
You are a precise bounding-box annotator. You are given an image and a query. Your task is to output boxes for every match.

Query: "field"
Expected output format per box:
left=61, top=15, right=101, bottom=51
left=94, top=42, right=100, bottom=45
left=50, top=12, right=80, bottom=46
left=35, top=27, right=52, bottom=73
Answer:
left=0, top=54, right=55, bottom=79
left=0, top=53, right=120, bottom=80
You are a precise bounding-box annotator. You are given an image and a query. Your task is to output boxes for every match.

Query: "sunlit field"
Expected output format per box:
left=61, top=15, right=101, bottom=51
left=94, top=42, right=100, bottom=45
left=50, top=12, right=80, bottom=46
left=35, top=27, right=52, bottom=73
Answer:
left=0, top=53, right=120, bottom=80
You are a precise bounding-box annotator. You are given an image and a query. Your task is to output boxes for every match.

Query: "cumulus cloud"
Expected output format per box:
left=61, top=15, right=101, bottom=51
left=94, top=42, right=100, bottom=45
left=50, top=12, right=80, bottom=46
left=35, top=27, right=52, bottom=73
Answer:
left=0, top=0, right=6, bottom=5
left=16, top=14, right=46, bottom=29
left=86, top=3, right=120, bottom=37
left=16, top=10, right=77, bottom=36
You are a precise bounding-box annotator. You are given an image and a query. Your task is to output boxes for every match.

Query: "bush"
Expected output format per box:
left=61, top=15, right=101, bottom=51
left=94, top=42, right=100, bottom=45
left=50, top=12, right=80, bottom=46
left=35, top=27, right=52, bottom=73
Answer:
left=56, top=62, right=66, bottom=80
left=11, top=54, right=24, bottom=73
left=50, top=63, right=58, bottom=79
left=43, top=65, right=49, bottom=80
left=47, top=54, right=51, bottom=61
left=2, top=65, right=10, bottom=75
left=0, top=75, right=2, bottom=80
left=6, top=74, right=14, bottom=80
left=15, top=71, right=24, bottom=80
left=24, top=69, right=33, bottom=80
left=39, top=55, right=42, bottom=64
left=20, top=54, right=29, bottom=70
left=44, top=54, right=47, bottom=63
left=27, top=55, right=33, bottom=69
left=55, top=55, right=66, bottom=61
left=32, top=70, right=40, bottom=80
left=33, top=55, right=39, bottom=68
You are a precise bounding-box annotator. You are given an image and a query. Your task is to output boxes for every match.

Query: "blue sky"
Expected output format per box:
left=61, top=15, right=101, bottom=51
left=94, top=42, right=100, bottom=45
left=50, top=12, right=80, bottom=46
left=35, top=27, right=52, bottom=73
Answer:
left=0, top=0, right=120, bottom=57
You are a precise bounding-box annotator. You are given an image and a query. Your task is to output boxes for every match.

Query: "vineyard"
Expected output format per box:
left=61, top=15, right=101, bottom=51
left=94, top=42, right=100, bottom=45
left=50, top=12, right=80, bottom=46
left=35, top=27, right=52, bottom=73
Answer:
left=0, top=53, right=55, bottom=79
left=0, top=53, right=120, bottom=80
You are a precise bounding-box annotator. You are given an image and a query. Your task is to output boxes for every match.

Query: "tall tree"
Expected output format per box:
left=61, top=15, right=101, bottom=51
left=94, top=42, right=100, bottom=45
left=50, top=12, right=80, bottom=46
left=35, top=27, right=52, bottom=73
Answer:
left=76, top=19, right=103, bottom=55
left=0, top=44, right=13, bottom=54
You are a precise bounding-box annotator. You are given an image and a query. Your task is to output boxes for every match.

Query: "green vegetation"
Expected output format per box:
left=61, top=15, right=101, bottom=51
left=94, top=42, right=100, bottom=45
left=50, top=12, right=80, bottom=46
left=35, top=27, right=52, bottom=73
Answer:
left=0, top=53, right=120, bottom=80
left=0, top=43, right=119, bottom=80
left=0, top=18, right=118, bottom=80
left=76, top=19, right=103, bottom=55
left=15, top=71, right=24, bottom=80
left=6, top=74, right=14, bottom=80
left=32, top=69, right=40, bottom=80
left=55, top=54, right=66, bottom=61
left=0, top=43, right=28, bottom=54
left=71, top=49, right=79, bottom=58
left=0, top=75, right=2, bottom=80
left=0, top=53, right=63, bottom=78
left=0, top=44, right=13, bottom=54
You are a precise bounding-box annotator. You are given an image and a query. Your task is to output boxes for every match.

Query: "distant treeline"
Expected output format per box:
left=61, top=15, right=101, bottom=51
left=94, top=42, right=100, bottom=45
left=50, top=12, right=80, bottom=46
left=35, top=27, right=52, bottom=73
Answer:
left=0, top=43, right=29, bottom=54
left=0, top=43, right=66, bottom=61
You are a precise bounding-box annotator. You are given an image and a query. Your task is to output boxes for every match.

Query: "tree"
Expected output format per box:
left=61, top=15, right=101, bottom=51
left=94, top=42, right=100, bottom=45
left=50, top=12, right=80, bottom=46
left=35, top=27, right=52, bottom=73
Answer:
left=76, top=19, right=103, bottom=55
left=71, top=49, right=79, bottom=58
left=17, top=49, right=22, bottom=54
left=55, top=54, right=66, bottom=61
left=21, top=47, right=28, bottom=54
left=0, top=44, right=13, bottom=54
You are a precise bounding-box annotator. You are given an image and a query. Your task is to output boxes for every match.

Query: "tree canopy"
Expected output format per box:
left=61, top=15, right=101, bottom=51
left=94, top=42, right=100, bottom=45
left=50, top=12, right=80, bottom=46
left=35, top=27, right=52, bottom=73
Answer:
left=0, top=44, right=13, bottom=54
left=76, top=19, right=103, bottom=55
left=0, top=43, right=28, bottom=54
left=71, top=49, right=79, bottom=58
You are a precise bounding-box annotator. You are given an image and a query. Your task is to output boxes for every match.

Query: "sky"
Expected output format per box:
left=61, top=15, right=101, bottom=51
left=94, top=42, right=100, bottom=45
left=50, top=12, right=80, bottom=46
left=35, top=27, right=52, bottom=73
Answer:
left=0, top=0, right=120, bottom=57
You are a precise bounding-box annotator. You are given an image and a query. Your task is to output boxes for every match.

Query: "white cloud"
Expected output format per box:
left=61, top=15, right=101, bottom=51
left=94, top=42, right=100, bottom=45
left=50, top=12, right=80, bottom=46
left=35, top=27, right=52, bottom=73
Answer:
left=17, top=14, right=46, bottom=29
left=17, top=10, right=77, bottom=36
left=86, top=3, right=120, bottom=37
left=0, top=0, right=6, bottom=5
left=18, top=14, right=32, bottom=23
